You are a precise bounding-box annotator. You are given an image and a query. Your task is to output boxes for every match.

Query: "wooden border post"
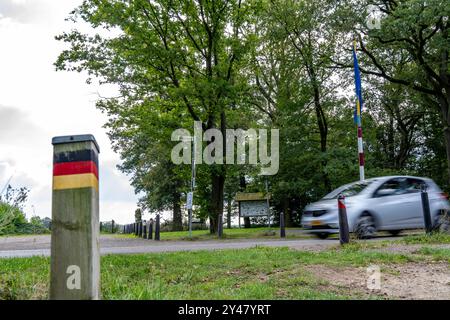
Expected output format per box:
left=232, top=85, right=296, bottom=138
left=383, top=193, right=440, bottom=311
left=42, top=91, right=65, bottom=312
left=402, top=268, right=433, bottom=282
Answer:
left=50, top=134, right=100, bottom=300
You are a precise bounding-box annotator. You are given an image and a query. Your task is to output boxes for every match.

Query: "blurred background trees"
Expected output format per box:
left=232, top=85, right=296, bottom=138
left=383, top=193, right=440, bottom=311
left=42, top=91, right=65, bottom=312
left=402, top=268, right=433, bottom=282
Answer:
left=54, top=0, right=450, bottom=230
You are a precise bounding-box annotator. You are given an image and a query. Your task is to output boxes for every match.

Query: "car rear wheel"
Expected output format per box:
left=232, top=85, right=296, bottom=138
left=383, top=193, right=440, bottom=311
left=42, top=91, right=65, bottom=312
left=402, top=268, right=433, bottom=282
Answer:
left=354, top=214, right=377, bottom=239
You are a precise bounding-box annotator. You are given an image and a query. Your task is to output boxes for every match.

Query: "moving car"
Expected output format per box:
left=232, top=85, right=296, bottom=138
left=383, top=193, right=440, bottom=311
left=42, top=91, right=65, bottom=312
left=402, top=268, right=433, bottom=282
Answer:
left=301, top=176, right=450, bottom=239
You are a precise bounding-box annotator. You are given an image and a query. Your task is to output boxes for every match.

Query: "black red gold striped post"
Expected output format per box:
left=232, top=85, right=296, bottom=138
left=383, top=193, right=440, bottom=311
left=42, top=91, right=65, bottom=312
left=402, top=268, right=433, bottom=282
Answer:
left=50, top=134, right=100, bottom=300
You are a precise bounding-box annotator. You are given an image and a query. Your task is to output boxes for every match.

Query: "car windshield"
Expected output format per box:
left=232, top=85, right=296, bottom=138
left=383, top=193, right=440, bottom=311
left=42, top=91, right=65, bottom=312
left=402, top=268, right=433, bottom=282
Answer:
left=322, top=181, right=372, bottom=200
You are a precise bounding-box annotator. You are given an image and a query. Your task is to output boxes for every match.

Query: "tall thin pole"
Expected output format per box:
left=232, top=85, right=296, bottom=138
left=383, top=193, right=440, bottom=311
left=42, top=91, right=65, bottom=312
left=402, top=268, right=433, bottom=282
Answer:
left=265, top=177, right=271, bottom=231
left=188, top=127, right=196, bottom=238
left=353, top=40, right=365, bottom=181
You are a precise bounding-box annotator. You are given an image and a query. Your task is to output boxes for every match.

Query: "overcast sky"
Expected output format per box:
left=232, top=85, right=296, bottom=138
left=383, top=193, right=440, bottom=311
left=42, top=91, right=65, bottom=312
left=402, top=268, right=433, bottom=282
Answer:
left=0, top=0, right=141, bottom=224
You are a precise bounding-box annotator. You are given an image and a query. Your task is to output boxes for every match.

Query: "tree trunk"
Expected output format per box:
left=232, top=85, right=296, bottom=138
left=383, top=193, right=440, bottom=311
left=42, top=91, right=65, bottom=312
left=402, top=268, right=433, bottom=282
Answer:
left=439, top=91, right=450, bottom=184
left=311, top=67, right=331, bottom=192
left=283, top=197, right=294, bottom=227
left=209, top=169, right=225, bottom=234
left=172, top=191, right=183, bottom=231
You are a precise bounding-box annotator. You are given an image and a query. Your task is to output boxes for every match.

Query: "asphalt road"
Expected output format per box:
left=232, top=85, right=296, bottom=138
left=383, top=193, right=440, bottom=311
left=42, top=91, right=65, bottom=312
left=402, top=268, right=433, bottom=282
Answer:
left=0, top=234, right=401, bottom=258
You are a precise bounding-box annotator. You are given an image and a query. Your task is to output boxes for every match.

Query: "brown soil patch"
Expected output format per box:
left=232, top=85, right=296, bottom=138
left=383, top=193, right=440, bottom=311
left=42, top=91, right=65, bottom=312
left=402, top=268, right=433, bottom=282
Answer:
left=304, top=263, right=450, bottom=300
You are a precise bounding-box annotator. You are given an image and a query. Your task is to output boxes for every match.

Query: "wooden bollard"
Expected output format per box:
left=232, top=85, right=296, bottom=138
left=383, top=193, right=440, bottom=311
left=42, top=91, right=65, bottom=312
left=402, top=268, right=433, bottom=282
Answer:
left=143, top=224, right=147, bottom=239
left=338, top=195, right=350, bottom=244
left=148, top=220, right=153, bottom=240
left=421, top=185, right=433, bottom=234
left=280, top=212, right=286, bottom=238
left=138, top=222, right=143, bottom=237
left=218, top=214, right=223, bottom=238
left=50, top=134, right=100, bottom=300
left=155, top=215, right=160, bottom=241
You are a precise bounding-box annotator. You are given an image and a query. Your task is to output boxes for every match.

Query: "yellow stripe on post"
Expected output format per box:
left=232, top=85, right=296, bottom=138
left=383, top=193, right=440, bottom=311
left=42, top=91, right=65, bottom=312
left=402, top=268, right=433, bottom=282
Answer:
left=53, top=173, right=99, bottom=191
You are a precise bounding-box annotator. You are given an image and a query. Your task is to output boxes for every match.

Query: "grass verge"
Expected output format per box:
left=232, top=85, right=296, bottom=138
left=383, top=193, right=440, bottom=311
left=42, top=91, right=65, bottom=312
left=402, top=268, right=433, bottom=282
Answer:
left=1, top=242, right=448, bottom=300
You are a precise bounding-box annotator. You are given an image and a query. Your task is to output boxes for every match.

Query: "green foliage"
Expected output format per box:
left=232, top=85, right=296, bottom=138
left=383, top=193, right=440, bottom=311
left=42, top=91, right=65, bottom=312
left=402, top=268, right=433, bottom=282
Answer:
left=54, top=0, right=450, bottom=227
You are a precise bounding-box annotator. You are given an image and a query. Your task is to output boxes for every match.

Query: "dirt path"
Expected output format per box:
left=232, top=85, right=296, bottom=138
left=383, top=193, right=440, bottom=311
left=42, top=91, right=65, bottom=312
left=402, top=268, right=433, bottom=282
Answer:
left=305, top=262, right=450, bottom=300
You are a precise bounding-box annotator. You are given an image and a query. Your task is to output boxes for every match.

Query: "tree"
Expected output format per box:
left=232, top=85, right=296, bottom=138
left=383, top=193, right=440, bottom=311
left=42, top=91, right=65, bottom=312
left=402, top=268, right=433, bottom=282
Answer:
left=55, top=0, right=258, bottom=233
left=337, top=0, right=450, bottom=182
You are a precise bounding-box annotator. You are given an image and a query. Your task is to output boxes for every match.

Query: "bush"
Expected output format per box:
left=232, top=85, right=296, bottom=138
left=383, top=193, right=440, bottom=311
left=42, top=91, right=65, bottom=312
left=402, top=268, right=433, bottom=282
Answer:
left=0, top=202, right=50, bottom=235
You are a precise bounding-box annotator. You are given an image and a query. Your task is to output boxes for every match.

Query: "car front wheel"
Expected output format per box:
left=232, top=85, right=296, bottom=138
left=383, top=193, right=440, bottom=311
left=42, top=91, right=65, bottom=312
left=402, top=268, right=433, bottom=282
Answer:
left=354, top=214, right=377, bottom=239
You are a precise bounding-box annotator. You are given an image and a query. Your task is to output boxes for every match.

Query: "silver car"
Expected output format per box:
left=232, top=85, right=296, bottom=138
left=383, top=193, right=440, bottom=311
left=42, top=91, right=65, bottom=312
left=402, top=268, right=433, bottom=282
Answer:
left=301, top=176, right=450, bottom=239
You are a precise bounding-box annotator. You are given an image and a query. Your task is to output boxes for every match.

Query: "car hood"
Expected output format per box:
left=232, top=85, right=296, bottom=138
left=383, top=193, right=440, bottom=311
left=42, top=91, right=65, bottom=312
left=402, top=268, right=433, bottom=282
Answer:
left=304, top=196, right=362, bottom=211
left=304, top=199, right=338, bottom=211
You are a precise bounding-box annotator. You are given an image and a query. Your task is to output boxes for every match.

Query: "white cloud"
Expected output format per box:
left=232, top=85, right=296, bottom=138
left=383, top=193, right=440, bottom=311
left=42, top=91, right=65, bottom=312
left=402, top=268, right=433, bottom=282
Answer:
left=0, top=0, right=139, bottom=224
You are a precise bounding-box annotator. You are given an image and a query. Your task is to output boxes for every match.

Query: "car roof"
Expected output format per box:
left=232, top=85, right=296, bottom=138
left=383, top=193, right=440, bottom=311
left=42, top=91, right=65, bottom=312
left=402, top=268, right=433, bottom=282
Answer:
left=343, top=176, right=435, bottom=189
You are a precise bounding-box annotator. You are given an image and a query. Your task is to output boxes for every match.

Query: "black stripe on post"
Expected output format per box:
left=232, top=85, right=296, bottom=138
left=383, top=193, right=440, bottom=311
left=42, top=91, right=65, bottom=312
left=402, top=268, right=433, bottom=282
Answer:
left=53, top=149, right=99, bottom=167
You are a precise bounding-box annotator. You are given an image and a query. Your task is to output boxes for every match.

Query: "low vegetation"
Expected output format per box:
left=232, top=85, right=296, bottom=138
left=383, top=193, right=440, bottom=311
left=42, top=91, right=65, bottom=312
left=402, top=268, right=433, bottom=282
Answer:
left=1, top=242, right=448, bottom=300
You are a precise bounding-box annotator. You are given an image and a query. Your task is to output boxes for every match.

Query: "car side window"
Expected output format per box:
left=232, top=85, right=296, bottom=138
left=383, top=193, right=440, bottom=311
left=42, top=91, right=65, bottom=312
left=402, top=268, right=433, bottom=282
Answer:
left=373, top=178, right=407, bottom=198
left=405, top=178, right=427, bottom=193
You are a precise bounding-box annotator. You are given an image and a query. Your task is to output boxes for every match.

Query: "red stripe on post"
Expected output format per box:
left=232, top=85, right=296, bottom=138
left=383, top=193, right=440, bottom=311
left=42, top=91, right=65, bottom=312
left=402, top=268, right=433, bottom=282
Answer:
left=359, top=153, right=365, bottom=166
left=357, top=127, right=363, bottom=138
left=338, top=199, right=346, bottom=209
left=53, top=161, right=99, bottom=179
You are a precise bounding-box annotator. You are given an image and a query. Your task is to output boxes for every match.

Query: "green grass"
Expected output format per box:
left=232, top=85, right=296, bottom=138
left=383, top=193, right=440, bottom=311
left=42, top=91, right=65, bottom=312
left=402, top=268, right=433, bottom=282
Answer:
left=1, top=243, right=447, bottom=300
left=401, top=232, right=450, bottom=244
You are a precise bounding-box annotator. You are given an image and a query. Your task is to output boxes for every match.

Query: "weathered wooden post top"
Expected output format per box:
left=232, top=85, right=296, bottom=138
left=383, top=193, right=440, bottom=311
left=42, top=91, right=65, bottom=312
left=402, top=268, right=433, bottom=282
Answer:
left=50, top=134, right=100, bottom=300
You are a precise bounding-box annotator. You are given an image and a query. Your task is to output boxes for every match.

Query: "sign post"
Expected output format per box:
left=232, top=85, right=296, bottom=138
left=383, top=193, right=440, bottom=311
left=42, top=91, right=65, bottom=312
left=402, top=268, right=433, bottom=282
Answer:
left=50, top=134, right=100, bottom=300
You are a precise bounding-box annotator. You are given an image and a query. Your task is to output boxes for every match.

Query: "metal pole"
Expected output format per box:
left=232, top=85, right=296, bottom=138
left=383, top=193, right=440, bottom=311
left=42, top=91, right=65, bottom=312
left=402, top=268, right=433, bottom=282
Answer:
left=265, top=178, right=271, bottom=231
left=338, top=195, right=350, bottom=244
left=188, top=127, right=197, bottom=238
left=353, top=41, right=365, bottom=181
left=421, top=185, right=433, bottom=234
